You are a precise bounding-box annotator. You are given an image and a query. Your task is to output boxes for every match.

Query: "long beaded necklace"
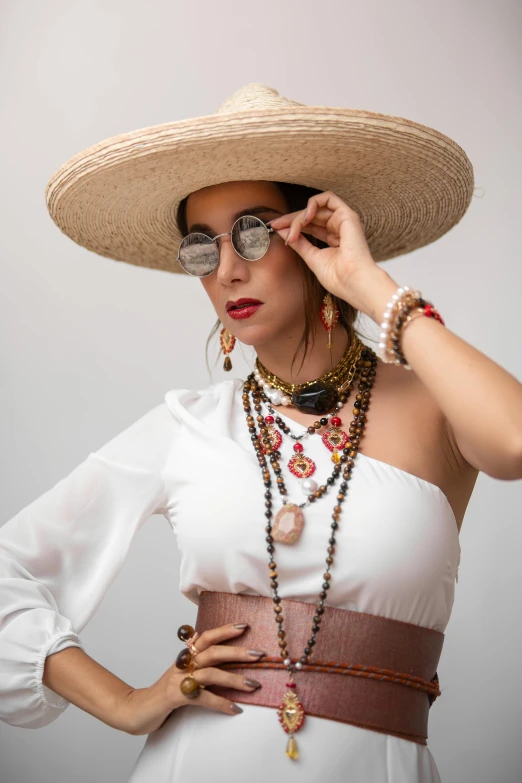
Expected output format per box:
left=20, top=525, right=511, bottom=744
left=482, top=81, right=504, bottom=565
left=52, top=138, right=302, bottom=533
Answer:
left=255, top=394, right=352, bottom=545
left=253, top=339, right=365, bottom=544
left=242, top=344, right=378, bottom=759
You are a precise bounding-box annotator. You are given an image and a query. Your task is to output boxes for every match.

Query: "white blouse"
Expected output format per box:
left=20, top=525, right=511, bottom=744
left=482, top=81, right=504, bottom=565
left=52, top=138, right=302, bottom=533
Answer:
left=0, top=377, right=461, bottom=782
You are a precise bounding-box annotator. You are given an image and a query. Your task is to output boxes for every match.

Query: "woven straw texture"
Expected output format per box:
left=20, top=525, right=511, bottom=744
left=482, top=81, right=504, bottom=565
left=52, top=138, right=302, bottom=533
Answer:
left=45, top=83, right=474, bottom=275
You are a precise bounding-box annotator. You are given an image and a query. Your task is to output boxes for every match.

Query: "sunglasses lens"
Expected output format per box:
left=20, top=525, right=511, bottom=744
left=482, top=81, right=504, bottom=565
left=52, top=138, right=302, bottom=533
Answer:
left=232, top=216, right=270, bottom=260
left=178, top=233, right=219, bottom=276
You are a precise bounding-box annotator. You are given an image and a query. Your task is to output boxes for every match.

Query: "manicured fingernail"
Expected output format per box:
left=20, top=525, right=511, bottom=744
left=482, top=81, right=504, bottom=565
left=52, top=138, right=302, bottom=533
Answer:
left=248, top=649, right=266, bottom=657
left=244, top=678, right=262, bottom=689
left=230, top=703, right=243, bottom=714
left=233, top=623, right=249, bottom=629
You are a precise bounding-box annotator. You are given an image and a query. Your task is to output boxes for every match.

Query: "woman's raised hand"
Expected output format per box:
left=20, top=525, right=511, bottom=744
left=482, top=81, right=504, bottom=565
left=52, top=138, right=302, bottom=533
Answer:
left=268, top=190, right=382, bottom=312
left=118, top=623, right=264, bottom=735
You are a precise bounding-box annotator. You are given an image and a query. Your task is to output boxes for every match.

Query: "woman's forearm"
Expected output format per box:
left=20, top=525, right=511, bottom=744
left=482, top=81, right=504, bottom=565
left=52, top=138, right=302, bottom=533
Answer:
left=351, top=267, right=522, bottom=479
left=42, top=646, right=133, bottom=731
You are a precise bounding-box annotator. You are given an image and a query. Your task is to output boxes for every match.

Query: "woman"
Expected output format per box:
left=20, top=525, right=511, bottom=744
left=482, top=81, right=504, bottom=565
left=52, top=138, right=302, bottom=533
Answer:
left=2, top=83, right=522, bottom=782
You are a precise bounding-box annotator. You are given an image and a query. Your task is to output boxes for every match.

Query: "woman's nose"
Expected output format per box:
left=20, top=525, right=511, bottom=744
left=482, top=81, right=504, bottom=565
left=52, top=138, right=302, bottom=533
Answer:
left=215, top=235, right=249, bottom=285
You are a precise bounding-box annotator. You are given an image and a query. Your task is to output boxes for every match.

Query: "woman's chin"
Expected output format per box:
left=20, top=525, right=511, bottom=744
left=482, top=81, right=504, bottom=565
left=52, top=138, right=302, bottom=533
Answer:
left=225, top=320, right=280, bottom=346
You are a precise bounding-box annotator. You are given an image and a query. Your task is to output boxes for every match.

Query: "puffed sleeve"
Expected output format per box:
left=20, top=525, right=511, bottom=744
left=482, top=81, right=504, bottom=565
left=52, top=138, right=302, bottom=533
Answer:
left=0, top=400, right=178, bottom=729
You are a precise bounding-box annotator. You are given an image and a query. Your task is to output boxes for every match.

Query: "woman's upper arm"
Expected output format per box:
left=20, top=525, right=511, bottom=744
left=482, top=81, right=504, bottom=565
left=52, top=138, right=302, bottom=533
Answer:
left=0, top=400, right=178, bottom=728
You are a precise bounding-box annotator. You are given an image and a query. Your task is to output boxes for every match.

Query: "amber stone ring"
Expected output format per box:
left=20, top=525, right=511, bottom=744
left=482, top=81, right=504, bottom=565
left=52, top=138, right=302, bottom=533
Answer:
left=180, top=674, right=206, bottom=699
left=176, top=624, right=203, bottom=675
left=175, top=646, right=201, bottom=671
left=177, top=625, right=201, bottom=654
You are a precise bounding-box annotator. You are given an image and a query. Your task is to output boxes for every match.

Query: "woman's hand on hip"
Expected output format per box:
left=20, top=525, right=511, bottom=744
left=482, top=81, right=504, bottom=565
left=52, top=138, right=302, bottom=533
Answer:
left=116, top=623, right=264, bottom=735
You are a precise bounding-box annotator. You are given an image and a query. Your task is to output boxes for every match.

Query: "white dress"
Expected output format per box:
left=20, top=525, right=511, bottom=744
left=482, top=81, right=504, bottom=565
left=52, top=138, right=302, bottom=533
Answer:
left=0, top=377, right=461, bottom=782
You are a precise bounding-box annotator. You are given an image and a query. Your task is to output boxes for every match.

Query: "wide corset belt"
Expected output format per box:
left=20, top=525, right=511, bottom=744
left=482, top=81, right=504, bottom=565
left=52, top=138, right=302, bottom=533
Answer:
left=194, top=591, right=444, bottom=746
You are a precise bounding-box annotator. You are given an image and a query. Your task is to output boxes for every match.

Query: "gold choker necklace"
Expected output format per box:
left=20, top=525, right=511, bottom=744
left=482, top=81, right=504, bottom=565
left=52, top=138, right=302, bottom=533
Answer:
left=254, top=336, right=366, bottom=415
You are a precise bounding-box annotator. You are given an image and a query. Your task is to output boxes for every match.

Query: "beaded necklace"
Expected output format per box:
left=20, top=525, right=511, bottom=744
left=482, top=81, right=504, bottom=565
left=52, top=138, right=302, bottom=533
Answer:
left=242, top=343, right=378, bottom=759
left=253, top=338, right=365, bottom=542
left=253, top=389, right=352, bottom=544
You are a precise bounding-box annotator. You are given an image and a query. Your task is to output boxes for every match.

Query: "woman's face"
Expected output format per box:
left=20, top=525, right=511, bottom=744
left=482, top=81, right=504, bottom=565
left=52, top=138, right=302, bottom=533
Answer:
left=185, top=180, right=308, bottom=348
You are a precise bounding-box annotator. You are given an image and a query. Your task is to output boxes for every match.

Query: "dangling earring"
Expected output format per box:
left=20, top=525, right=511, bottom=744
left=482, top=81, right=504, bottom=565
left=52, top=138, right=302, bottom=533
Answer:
left=219, top=327, right=236, bottom=371
left=319, top=292, right=340, bottom=352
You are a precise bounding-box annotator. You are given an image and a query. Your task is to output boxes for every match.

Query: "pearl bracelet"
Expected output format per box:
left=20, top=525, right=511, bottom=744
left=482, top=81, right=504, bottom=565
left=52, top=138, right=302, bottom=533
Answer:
left=378, top=286, right=421, bottom=368
left=379, top=286, right=445, bottom=369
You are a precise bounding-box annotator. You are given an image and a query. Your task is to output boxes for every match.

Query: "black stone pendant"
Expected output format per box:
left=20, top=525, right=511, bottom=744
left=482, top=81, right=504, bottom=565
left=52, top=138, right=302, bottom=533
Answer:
left=291, top=382, right=339, bottom=415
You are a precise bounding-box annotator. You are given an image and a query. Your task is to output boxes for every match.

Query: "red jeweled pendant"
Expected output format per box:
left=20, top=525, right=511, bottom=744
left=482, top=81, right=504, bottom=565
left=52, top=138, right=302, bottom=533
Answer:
left=287, top=441, right=316, bottom=479
left=272, top=503, right=305, bottom=545
left=321, top=415, right=349, bottom=452
left=278, top=685, right=305, bottom=760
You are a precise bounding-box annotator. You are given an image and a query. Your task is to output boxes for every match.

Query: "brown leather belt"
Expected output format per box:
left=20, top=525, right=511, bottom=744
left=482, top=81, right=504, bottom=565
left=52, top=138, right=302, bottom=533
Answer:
left=194, top=591, right=444, bottom=746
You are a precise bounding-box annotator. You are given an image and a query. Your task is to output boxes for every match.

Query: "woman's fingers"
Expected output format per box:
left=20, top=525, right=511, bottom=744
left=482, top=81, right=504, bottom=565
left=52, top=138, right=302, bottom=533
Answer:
left=195, top=665, right=262, bottom=693
left=193, top=664, right=263, bottom=715
left=269, top=205, right=333, bottom=234
left=174, top=623, right=266, bottom=716
left=180, top=665, right=262, bottom=716
left=194, top=643, right=266, bottom=669
left=189, top=687, right=245, bottom=716
left=190, top=622, right=251, bottom=653
left=270, top=191, right=361, bottom=246
left=275, top=223, right=340, bottom=248
left=269, top=206, right=332, bottom=227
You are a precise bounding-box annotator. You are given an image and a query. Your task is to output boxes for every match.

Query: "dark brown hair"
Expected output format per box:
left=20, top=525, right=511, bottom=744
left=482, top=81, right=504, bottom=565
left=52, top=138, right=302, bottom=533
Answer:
left=175, top=181, right=363, bottom=379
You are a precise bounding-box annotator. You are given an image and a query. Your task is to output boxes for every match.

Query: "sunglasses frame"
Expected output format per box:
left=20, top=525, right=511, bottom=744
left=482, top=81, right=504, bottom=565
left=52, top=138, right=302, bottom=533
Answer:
left=177, top=215, right=276, bottom=277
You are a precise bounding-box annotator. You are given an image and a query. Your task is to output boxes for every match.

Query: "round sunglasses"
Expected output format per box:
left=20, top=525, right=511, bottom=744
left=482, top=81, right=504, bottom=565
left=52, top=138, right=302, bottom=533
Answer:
left=177, top=215, right=276, bottom=277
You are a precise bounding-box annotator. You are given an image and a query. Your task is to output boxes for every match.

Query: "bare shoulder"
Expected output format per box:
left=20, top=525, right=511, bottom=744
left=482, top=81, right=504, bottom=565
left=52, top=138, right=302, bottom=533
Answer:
left=368, top=357, right=479, bottom=532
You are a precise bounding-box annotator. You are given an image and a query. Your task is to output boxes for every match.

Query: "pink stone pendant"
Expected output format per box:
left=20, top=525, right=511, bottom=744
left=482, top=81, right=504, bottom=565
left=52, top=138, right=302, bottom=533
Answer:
left=272, top=503, right=305, bottom=545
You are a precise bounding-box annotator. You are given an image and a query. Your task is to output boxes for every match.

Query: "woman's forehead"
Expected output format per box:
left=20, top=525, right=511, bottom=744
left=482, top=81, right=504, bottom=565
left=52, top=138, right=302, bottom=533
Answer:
left=188, top=180, right=283, bottom=206
left=186, top=180, right=286, bottom=223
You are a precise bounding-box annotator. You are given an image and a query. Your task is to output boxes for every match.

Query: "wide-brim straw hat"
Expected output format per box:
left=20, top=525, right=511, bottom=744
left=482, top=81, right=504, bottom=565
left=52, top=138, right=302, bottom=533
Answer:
left=45, top=83, right=474, bottom=275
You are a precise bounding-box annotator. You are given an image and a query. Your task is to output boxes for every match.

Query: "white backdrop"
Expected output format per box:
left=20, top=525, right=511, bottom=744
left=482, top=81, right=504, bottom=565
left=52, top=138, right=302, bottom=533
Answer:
left=1, top=1, right=521, bottom=781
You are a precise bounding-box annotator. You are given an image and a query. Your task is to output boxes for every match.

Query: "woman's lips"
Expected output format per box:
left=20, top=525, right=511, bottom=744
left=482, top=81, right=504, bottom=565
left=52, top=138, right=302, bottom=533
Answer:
left=227, top=303, right=264, bottom=320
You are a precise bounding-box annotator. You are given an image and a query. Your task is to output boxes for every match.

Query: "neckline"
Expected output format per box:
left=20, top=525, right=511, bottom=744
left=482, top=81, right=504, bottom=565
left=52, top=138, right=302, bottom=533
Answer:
left=269, top=401, right=458, bottom=533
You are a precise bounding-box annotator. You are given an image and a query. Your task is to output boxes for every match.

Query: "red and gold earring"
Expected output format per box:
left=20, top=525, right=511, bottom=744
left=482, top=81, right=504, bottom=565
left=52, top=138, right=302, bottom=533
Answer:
left=319, top=292, right=340, bottom=351
left=219, top=327, right=236, bottom=371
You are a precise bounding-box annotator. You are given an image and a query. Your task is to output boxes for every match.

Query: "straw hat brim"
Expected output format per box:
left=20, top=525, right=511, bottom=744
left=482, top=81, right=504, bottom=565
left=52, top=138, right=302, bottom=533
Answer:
left=45, top=105, right=474, bottom=275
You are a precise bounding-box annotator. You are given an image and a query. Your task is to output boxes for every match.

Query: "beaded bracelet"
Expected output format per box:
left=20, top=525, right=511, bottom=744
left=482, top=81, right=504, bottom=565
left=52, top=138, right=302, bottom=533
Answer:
left=378, top=286, right=419, bottom=366
left=379, top=287, right=445, bottom=369
left=383, top=294, right=442, bottom=369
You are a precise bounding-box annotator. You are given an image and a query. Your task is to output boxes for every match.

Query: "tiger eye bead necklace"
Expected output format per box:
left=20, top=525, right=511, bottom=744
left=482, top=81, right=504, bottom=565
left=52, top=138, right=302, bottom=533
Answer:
left=242, top=345, right=378, bottom=759
left=248, top=386, right=346, bottom=540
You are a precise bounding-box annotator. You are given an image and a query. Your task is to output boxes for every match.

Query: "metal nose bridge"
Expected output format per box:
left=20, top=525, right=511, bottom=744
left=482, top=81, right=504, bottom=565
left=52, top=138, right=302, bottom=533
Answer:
left=213, top=231, right=231, bottom=242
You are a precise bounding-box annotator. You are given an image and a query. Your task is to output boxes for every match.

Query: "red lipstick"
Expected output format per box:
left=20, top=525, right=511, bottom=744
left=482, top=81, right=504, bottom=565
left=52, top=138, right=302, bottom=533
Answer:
left=226, top=298, right=264, bottom=320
